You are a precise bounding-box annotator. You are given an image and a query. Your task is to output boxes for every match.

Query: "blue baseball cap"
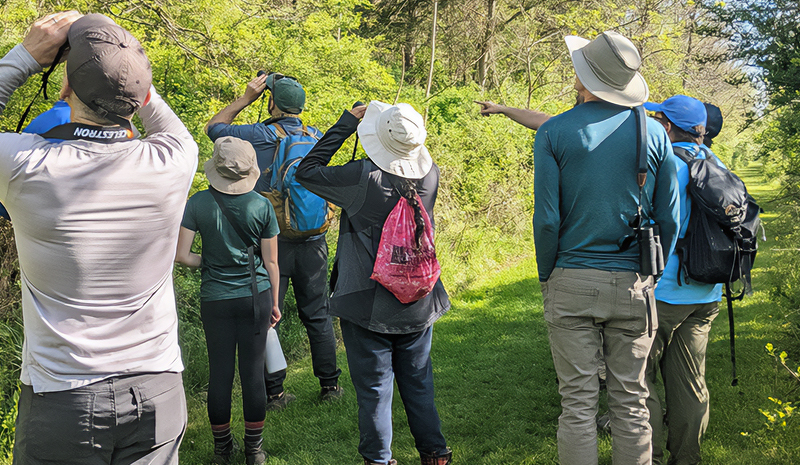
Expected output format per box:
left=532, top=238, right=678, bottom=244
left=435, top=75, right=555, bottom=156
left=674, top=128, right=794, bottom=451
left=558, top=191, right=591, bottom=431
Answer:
left=644, top=95, right=707, bottom=136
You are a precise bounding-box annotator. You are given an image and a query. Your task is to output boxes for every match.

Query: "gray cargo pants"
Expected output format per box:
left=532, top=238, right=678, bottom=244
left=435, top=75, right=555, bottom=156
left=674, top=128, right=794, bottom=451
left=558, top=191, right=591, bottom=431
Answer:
left=646, top=300, right=718, bottom=465
left=542, top=268, right=656, bottom=465
left=13, top=372, right=186, bottom=465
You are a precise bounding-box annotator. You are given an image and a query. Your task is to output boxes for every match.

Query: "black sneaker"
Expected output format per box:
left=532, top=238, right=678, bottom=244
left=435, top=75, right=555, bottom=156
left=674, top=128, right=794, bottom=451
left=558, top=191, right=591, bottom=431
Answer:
left=596, top=413, right=611, bottom=433
left=320, top=385, right=345, bottom=402
left=265, top=391, right=296, bottom=412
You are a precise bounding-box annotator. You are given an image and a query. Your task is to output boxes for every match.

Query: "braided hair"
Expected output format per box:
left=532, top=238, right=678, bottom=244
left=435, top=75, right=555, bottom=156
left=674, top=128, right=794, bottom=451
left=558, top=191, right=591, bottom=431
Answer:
left=398, top=179, right=426, bottom=250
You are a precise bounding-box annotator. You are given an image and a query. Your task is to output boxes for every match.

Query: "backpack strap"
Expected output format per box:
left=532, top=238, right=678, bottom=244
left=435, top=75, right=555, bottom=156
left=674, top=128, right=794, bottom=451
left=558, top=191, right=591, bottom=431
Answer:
left=672, top=146, right=694, bottom=165
left=269, top=123, right=288, bottom=140
left=209, top=188, right=262, bottom=335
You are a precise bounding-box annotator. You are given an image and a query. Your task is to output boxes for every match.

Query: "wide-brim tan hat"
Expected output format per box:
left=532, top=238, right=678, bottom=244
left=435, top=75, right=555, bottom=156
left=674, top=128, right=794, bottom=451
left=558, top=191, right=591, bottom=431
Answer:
left=357, top=100, right=433, bottom=180
left=566, top=31, right=649, bottom=107
left=204, top=137, right=260, bottom=194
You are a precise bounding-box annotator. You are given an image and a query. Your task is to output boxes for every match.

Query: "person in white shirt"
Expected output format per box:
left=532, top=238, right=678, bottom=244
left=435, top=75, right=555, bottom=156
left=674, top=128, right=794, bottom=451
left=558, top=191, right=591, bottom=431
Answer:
left=0, top=11, right=198, bottom=464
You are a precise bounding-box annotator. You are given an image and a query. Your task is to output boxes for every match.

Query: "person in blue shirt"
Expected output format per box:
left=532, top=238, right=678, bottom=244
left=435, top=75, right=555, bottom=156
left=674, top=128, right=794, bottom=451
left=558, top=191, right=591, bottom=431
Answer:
left=643, top=95, right=722, bottom=465
left=21, top=99, right=71, bottom=134
left=0, top=99, right=72, bottom=220
left=533, top=31, right=680, bottom=465
left=205, top=72, right=342, bottom=409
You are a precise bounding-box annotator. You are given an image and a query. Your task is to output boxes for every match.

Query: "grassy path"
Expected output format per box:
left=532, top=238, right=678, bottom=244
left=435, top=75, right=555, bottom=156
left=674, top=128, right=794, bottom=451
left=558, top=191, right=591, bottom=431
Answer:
left=180, top=164, right=800, bottom=464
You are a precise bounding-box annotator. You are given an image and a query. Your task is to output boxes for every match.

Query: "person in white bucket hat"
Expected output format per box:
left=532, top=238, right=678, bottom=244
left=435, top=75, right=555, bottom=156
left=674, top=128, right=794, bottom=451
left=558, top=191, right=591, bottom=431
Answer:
left=357, top=100, right=433, bottom=179
left=295, top=101, right=452, bottom=465
left=533, top=31, right=680, bottom=465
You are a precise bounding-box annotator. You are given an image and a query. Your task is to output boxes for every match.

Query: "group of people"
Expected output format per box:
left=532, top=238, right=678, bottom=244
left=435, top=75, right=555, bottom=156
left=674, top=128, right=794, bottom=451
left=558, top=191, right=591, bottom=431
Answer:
left=0, top=9, right=730, bottom=465
left=479, top=32, right=728, bottom=465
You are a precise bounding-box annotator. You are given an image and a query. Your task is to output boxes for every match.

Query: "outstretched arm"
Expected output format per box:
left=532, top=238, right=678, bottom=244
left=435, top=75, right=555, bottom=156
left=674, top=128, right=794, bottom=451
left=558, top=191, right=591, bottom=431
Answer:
left=475, top=100, right=551, bottom=131
left=205, top=74, right=267, bottom=134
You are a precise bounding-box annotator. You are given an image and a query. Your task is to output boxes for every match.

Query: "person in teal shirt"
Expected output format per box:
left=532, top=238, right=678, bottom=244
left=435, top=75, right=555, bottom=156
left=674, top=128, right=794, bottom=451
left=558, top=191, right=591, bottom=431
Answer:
left=176, top=136, right=280, bottom=465
left=533, top=31, right=679, bottom=465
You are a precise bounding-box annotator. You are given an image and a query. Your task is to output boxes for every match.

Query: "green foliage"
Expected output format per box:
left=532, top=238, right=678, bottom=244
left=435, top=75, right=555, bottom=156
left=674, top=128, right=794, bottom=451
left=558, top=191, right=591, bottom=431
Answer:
left=0, top=315, right=22, bottom=461
left=760, top=396, right=796, bottom=430
left=755, top=343, right=799, bottom=461
left=0, top=385, right=18, bottom=461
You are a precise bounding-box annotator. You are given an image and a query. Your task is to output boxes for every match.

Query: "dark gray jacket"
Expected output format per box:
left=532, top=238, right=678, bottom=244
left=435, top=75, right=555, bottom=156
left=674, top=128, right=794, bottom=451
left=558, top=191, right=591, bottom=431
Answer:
left=295, top=111, right=450, bottom=334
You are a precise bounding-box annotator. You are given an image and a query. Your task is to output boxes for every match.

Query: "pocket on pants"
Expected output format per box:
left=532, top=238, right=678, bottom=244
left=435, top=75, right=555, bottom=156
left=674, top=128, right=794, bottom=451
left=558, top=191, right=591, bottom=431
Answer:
left=23, top=389, right=97, bottom=460
left=138, top=375, right=187, bottom=447
left=622, top=279, right=654, bottom=334
left=544, top=277, right=600, bottom=328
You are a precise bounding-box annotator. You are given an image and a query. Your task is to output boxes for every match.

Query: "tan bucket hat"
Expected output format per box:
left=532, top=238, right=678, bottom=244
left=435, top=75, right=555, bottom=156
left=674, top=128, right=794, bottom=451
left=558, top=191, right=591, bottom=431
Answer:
left=204, top=137, right=260, bottom=194
left=565, top=31, right=649, bottom=107
left=357, top=100, right=433, bottom=180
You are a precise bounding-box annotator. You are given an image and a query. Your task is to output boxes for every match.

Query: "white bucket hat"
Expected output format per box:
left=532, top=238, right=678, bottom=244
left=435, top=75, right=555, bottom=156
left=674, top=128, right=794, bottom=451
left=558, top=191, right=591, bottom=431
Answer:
left=357, top=100, right=433, bottom=180
left=204, top=136, right=260, bottom=194
left=565, top=30, right=649, bottom=107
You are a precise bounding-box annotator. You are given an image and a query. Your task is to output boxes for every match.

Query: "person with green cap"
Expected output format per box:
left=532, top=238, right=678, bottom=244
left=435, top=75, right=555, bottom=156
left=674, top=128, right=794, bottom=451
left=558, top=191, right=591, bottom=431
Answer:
left=205, top=72, right=343, bottom=410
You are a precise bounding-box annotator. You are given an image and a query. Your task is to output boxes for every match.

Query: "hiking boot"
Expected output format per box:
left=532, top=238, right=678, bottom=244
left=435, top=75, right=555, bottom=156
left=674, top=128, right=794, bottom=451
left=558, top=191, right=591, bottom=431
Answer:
left=420, top=447, right=452, bottom=465
left=596, top=413, right=611, bottom=433
left=245, top=449, right=267, bottom=465
left=265, top=391, right=295, bottom=412
left=244, top=426, right=266, bottom=465
left=363, top=459, right=397, bottom=465
left=211, top=437, right=239, bottom=465
left=320, top=385, right=345, bottom=402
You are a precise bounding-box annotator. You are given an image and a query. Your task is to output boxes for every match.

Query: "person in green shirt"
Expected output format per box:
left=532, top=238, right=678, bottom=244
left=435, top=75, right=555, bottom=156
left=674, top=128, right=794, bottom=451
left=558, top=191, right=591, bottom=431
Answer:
left=176, top=136, right=281, bottom=465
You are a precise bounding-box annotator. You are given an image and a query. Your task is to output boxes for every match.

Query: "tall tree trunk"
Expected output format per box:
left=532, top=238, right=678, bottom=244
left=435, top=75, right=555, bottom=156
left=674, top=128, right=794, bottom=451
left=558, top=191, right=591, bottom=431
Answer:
left=425, top=0, right=439, bottom=122
left=394, top=47, right=407, bottom=105
left=477, top=0, right=495, bottom=90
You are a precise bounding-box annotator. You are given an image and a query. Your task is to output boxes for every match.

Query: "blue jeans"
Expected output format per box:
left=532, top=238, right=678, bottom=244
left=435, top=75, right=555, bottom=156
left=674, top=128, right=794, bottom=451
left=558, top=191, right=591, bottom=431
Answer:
left=340, top=320, right=448, bottom=463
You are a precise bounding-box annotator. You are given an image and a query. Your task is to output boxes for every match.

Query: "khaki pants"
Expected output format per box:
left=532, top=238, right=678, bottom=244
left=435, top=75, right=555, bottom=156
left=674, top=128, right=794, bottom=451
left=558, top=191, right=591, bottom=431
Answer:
left=646, top=301, right=718, bottom=465
left=542, top=268, right=656, bottom=465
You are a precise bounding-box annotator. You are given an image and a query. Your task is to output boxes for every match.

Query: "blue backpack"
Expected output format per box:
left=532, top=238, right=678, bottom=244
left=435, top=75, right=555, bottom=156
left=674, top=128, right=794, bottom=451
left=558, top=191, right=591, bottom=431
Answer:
left=262, top=123, right=333, bottom=239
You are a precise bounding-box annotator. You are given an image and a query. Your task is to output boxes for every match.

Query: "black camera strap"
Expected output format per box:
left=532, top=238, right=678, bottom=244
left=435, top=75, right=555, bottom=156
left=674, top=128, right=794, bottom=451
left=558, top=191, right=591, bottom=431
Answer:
left=635, top=105, right=648, bottom=220
left=16, top=42, right=69, bottom=133
left=618, top=106, right=649, bottom=251
left=209, top=187, right=263, bottom=335
left=634, top=105, right=656, bottom=337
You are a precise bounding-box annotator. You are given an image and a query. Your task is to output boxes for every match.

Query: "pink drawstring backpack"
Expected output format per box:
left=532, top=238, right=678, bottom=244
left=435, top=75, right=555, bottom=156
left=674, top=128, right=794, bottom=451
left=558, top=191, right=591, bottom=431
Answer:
left=370, top=193, right=441, bottom=304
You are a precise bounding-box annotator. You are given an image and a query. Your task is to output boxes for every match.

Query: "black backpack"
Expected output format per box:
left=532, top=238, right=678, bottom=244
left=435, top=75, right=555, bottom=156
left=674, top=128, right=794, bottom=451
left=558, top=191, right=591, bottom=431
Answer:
left=673, top=146, right=764, bottom=386
left=673, top=146, right=762, bottom=295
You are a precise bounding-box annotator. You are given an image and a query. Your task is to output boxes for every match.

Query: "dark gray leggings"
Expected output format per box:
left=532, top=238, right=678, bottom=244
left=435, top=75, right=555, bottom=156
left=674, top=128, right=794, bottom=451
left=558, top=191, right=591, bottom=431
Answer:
left=201, top=290, right=271, bottom=425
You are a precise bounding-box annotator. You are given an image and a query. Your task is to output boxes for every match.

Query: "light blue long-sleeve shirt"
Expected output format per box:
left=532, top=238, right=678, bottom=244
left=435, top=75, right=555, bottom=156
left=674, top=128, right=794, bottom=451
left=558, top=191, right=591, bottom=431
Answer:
left=654, top=142, right=724, bottom=304
left=533, top=101, right=680, bottom=282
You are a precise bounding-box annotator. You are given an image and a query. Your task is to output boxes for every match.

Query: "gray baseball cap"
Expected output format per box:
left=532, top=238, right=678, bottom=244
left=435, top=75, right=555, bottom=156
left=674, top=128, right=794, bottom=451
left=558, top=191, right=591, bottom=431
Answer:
left=67, top=14, right=152, bottom=124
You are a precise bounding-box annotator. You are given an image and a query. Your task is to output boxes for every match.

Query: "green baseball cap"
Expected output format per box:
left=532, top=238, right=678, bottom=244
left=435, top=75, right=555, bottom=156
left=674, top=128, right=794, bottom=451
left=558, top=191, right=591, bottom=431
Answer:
left=265, top=73, right=306, bottom=114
